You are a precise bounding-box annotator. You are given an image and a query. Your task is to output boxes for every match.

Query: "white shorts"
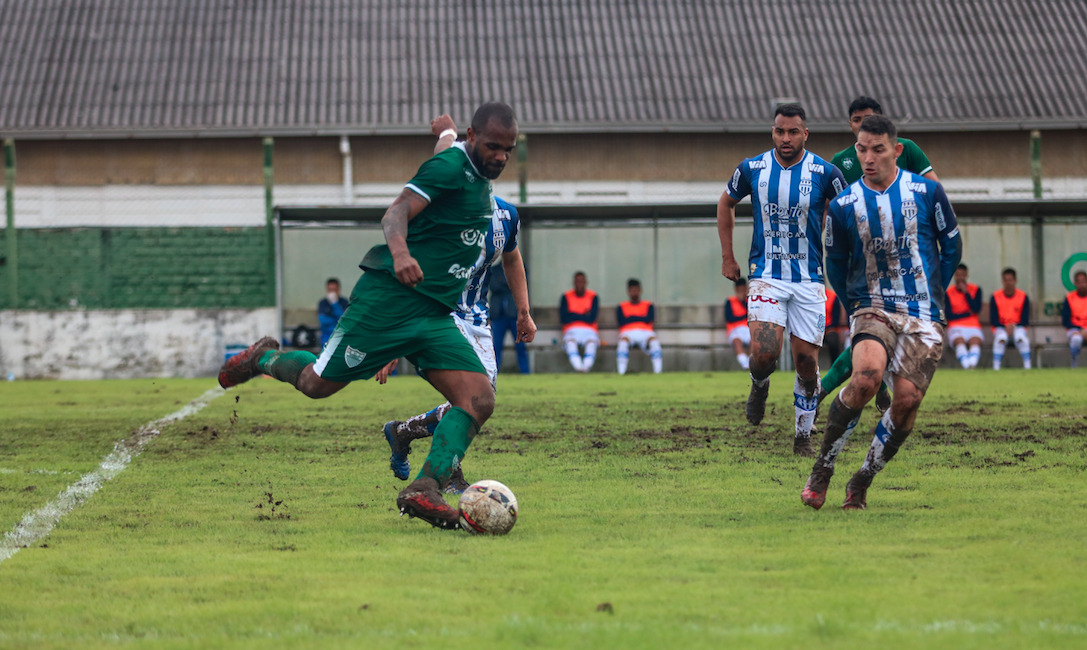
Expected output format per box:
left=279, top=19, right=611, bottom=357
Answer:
left=992, top=326, right=1029, bottom=345
left=947, top=325, right=983, bottom=343
left=746, top=278, right=826, bottom=346
left=563, top=326, right=600, bottom=348
left=453, top=314, right=498, bottom=388
left=619, top=328, right=657, bottom=350
left=1068, top=329, right=1085, bottom=341
left=727, top=325, right=751, bottom=346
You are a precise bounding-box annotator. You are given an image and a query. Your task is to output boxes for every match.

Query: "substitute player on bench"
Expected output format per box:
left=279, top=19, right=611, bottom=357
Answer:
left=717, top=104, right=846, bottom=456
left=218, top=102, right=518, bottom=530
left=989, top=267, right=1032, bottom=370
left=616, top=278, right=662, bottom=374
left=947, top=264, right=984, bottom=369
left=380, top=114, right=535, bottom=493
left=561, top=272, right=600, bottom=372
left=802, top=114, right=961, bottom=510
left=1063, top=270, right=1087, bottom=368
left=724, top=278, right=751, bottom=370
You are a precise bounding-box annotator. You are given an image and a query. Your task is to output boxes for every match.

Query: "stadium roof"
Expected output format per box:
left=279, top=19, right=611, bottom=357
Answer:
left=2, top=0, right=1087, bottom=139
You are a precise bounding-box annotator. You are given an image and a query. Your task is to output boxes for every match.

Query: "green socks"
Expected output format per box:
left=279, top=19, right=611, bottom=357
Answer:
left=258, top=350, right=317, bottom=386
left=821, top=349, right=854, bottom=393
left=418, top=406, right=480, bottom=486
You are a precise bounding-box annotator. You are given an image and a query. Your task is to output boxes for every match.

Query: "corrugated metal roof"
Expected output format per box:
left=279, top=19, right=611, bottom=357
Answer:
left=2, top=0, right=1086, bottom=138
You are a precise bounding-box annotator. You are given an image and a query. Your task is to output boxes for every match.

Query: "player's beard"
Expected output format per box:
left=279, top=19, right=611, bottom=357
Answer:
left=776, top=142, right=805, bottom=166
left=468, top=143, right=506, bottom=180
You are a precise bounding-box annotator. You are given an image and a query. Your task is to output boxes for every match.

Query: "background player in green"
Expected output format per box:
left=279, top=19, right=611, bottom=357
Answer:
left=818, top=96, right=940, bottom=411
left=217, top=102, right=519, bottom=530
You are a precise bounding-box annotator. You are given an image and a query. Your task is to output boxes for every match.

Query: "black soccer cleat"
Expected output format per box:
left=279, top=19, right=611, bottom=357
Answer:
left=793, top=435, right=816, bottom=458
left=396, top=477, right=461, bottom=530
left=442, top=465, right=471, bottom=495
left=746, top=380, right=770, bottom=425
left=843, top=471, right=874, bottom=510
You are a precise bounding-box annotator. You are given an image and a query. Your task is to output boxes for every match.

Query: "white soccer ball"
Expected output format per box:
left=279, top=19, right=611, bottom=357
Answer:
left=458, top=480, right=518, bottom=535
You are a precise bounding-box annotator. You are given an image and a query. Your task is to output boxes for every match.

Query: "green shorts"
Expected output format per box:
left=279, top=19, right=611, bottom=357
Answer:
left=312, top=271, right=486, bottom=382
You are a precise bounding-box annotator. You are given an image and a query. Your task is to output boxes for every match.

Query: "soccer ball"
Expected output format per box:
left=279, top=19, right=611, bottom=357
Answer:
left=458, top=480, right=518, bottom=535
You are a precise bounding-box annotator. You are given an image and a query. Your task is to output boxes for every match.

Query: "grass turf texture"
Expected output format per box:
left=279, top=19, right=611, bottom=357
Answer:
left=0, top=371, right=1085, bottom=649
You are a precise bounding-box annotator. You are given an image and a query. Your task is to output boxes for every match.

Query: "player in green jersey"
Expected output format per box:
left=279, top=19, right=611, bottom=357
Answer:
left=218, top=102, right=519, bottom=530
left=819, top=96, right=940, bottom=411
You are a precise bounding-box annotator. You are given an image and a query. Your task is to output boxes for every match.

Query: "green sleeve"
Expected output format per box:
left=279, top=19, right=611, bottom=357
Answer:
left=405, top=152, right=461, bottom=204
left=900, top=139, right=933, bottom=177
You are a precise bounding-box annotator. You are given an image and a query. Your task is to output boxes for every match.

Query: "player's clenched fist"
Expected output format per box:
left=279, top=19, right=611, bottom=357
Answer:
left=721, top=258, right=741, bottom=282
left=393, top=253, right=424, bottom=287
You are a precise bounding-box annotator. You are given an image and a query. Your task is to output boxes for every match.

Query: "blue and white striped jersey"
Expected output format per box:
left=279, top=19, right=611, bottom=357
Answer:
left=825, top=170, right=963, bottom=323
left=727, top=150, right=846, bottom=284
left=455, top=196, right=520, bottom=326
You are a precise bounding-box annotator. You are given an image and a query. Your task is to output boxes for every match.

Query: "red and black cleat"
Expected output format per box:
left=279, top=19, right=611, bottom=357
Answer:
left=218, top=336, right=280, bottom=389
left=842, top=472, right=873, bottom=510
left=801, top=465, right=833, bottom=510
left=396, top=477, right=461, bottom=530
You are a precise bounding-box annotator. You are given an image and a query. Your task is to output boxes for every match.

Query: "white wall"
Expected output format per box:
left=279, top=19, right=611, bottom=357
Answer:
left=0, top=308, right=277, bottom=380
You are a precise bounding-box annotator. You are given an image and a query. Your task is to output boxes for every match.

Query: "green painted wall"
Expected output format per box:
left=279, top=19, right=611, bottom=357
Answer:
left=0, top=227, right=273, bottom=310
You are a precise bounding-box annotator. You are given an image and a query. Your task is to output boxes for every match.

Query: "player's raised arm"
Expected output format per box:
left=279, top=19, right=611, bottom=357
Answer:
left=932, top=184, right=963, bottom=290
left=431, top=114, right=457, bottom=155
left=380, top=189, right=430, bottom=287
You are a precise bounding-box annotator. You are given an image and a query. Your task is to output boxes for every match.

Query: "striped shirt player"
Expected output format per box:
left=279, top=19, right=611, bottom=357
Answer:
left=719, top=104, right=847, bottom=454
left=806, top=115, right=963, bottom=512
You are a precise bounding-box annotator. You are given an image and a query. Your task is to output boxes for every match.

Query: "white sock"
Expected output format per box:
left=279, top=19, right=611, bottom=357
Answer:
left=993, top=337, right=1006, bottom=370
left=565, top=340, right=584, bottom=372
left=582, top=341, right=597, bottom=372
left=955, top=343, right=969, bottom=367
left=1015, top=335, right=1032, bottom=369
left=649, top=339, right=663, bottom=374
left=793, top=374, right=819, bottom=438
left=968, top=344, right=981, bottom=369
left=1071, top=334, right=1083, bottom=368
left=616, top=339, right=630, bottom=375
left=737, top=353, right=749, bottom=370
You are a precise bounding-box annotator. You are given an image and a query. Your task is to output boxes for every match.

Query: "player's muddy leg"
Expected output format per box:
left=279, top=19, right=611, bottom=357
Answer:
left=616, top=337, right=631, bottom=375
left=819, top=348, right=853, bottom=403
left=845, top=375, right=923, bottom=510
left=383, top=403, right=452, bottom=481
left=791, top=336, right=820, bottom=456
left=801, top=393, right=863, bottom=509
left=246, top=348, right=348, bottom=399
left=746, top=321, right=783, bottom=425
left=648, top=337, right=663, bottom=374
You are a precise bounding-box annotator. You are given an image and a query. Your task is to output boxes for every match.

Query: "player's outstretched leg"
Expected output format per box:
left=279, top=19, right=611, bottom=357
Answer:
left=396, top=370, right=494, bottom=529
left=218, top=336, right=281, bottom=388
left=802, top=394, right=863, bottom=509
left=844, top=408, right=914, bottom=510
left=793, top=374, right=820, bottom=457
left=383, top=404, right=451, bottom=481
left=819, top=349, right=853, bottom=399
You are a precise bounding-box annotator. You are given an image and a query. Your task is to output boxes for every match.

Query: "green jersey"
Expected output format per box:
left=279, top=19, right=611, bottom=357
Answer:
left=831, top=137, right=933, bottom=184
left=360, top=142, right=495, bottom=310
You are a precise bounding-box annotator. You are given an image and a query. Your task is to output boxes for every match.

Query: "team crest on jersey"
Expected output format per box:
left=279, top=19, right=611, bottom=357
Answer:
left=461, top=229, right=484, bottom=247
left=344, top=346, right=366, bottom=368
left=902, top=200, right=918, bottom=221
left=806, top=163, right=824, bottom=175
left=749, top=160, right=767, bottom=170
left=799, top=179, right=812, bottom=196
left=464, top=168, right=476, bottom=183
left=842, top=158, right=854, bottom=170
left=493, top=229, right=506, bottom=250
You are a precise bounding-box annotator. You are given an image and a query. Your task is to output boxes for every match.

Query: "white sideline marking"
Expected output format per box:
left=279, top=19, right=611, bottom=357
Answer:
left=0, top=387, right=224, bottom=564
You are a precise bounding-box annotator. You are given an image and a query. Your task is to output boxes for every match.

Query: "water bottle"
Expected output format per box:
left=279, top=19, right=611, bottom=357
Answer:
left=6, top=372, right=14, bottom=382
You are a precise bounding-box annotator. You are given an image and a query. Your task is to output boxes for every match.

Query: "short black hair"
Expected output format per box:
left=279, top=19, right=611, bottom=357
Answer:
left=573, top=271, right=586, bottom=279
left=1002, top=268, right=1017, bottom=279
left=471, top=102, right=517, bottom=134
left=774, top=103, right=806, bottom=122
left=859, top=114, right=898, bottom=142
left=1075, top=270, right=1087, bottom=281
left=848, top=96, right=883, bottom=117
left=326, top=277, right=340, bottom=286
left=957, top=264, right=969, bottom=272
left=735, top=278, right=747, bottom=287
left=627, top=278, right=641, bottom=288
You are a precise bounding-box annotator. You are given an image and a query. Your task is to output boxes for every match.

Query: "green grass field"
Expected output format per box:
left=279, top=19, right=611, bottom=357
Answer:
left=1, top=370, right=1085, bottom=649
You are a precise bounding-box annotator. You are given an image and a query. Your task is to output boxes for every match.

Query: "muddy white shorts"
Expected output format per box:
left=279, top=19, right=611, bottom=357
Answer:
left=746, top=278, right=826, bottom=346
left=453, top=313, right=498, bottom=388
